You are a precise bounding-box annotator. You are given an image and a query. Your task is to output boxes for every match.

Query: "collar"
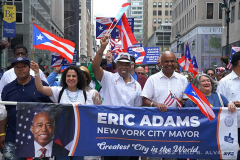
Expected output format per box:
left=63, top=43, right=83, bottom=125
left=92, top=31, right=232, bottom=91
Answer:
left=115, top=72, right=135, bottom=84
left=34, top=140, right=53, bottom=152
left=13, top=76, right=34, bottom=86
left=229, top=71, right=239, bottom=80
left=159, top=70, right=177, bottom=79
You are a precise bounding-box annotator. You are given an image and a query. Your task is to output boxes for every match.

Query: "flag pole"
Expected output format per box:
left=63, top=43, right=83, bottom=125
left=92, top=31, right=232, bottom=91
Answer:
left=106, top=22, right=114, bottom=35
left=31, top=18, right=34, bottom=62
left=108, top=19, right=121, bottom=35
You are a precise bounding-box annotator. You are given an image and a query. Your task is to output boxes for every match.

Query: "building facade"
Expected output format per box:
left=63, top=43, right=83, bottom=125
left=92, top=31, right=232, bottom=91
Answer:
left=171, top=0, right=223, bottom=70
left=143, top=0, right=173, bottom=47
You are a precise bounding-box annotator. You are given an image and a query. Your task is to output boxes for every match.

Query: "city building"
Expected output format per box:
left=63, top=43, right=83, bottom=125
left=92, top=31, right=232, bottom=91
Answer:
left=3, top=0, right=64, bottom=72
left=143, top=0, right=173, bottom=47
left=127, top=0, right=144, bottom=43
left=171, top=0, right=223, bottom=70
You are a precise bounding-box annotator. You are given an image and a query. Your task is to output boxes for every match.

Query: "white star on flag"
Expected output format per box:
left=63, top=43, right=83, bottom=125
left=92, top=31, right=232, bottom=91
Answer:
left=24, top=126, right=27, bottom=129
left=17, top=131, right=20, bottom=135
left=34, top=112, right=37, bottom=115
left=98, top=26, right=103, bottom=31
left=16, top=139, right=18, bottom=143
left=20, top=115, right=23, bottom=119
left=134, top=53, right=138, bottom=58
left=22, top=133, right=25, bottom=137
left=28, top=135, right=32, bottom=139
left=21, top=141, right=23, bottom=145
left=26, top=118, right=29, bottom=121
left=37, top=34, right=44, bottom=41
left=19, top=123, right=22, bottom=127
left=192, top=91, right=196, bottom=95
left=28, top=110, right=31, bottom=113
left=116, top=29, right=119, bottom=32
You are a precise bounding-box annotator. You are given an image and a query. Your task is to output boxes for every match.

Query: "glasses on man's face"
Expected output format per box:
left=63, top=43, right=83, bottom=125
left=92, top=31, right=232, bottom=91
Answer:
left=15, top=52, right=27, bottom=56
left=137, top=72, right=145, bottom=76
left=207, top=73, right=214, bottom=76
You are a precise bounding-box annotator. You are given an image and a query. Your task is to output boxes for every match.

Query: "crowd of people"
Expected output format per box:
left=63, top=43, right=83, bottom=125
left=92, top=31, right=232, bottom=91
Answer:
left=0, top=34, right=239, bottom=160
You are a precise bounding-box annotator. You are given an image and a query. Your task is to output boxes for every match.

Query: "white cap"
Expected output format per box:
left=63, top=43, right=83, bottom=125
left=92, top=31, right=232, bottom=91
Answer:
left=114, top=52, right=131, bottom=63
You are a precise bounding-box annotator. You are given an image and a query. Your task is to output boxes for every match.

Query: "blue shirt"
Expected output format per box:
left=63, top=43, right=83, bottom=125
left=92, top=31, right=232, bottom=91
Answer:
left=47, top=71, right=60, bottom=86
left=132, top=72, right=138, bottom=81
left=1, top=76, right=53, bottom=143
left=185, top=92, right=229, bottom=107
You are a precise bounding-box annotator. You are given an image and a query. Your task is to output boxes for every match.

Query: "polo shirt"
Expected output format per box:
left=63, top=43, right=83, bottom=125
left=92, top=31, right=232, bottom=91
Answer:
left=1, top=76, right=52, bottom=143
left=98, top=70, right=142, bottom=106
left=141, top=70, right=188, bottom=108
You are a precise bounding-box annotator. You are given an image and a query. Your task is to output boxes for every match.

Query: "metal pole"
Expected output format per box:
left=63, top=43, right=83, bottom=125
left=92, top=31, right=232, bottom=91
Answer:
left=177, top=39, right=179, bottom=52
left=226, top=0, right=230, bottom=55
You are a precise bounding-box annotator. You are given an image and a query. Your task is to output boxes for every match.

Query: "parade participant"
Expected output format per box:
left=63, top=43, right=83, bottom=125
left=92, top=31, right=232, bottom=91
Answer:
left=215, top=67, right=226, bottom=81
left=222, top=70, right=231, bottom=78
left=31, top=62, right=93, bottom=105
left=205, top=68, right=216, bottom=80
left=47, top=65, right=62, bottom=87
left=175, top=62, right=181, bottom=73
left=17, top=111, right=69, bottom=157
left=135, top=66, right=146, bottom=77
left=105, top=49, right=116, bottom=73
left=92, top=35, right=142, bottom=160
left=0, top=57, right=52, bottom=160
left=0, top=44, right=47, bottom=93
left=142, top=51, right=188, bottom=112
left=157, top=57, right=162, bottom=70
left=44, top=71, right=50, bottom=78
left=130, top=56, right=147, bottom=89
left=185, top=74, right=236, bottom=112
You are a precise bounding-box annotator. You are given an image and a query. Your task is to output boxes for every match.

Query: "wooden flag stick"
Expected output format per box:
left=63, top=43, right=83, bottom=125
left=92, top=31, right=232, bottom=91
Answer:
left=31, top=18, right=34, bottom=61
left=108, top=19, right=121, bottom=35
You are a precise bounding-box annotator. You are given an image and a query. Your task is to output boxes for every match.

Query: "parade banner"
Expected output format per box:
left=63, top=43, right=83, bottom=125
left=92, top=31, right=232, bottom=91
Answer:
left=16, top=103, right=238, bottom=159
left=3, top=5, right=16, bottom=37
left=127, top=47, right=160, bottom=64
left=96, top=17, right=134, bottom=39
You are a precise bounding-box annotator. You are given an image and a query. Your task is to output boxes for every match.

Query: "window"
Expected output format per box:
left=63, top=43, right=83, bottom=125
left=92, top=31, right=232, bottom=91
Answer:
left=170, top=11, right=172, bottom=16
left=170, top=19, right=172, bottom=23
left=153, top=18, right=156, bottom=24
left=165, top=2, right=169, bottom=7
left=158, top=2, right=162, bottom=7
left=158, top=18, right=162, bottom=24
left=153, top=10, right=157, bottom=16
left=7, top=0, right=23, bottom=23
left=153, top=2, right=157, bottom=7
left=219, top=3, right=222, bottom=19
left=158, top=10, right=162, bottom=16
left=165, top=10, right=168, bottom=16
left=207, top=3, right=214, bottom=19
left=170, top=2, right=172, bottom=8
left=165, top=18, right=168, bottom=23
left=231, top=6, right=235, bottom=22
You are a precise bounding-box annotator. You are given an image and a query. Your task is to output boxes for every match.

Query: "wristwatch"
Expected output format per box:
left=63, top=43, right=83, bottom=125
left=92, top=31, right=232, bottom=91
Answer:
left=150, top=102, right=154, bottom=107
left=97, top=51, right=103, bottom=56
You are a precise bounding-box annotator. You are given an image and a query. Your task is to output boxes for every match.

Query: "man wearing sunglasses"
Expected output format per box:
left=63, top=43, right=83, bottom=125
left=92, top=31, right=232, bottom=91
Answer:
left=205, top=68, right=216, bottom=80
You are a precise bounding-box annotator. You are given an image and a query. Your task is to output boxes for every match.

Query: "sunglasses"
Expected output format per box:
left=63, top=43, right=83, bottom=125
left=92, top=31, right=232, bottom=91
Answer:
left=137, top=72, right=145, bottom=76
left=207, top=73, right=214, bottom=76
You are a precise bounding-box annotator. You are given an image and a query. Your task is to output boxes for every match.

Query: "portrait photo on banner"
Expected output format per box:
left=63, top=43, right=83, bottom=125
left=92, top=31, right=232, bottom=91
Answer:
left=15, top=102, right=75, bottom=157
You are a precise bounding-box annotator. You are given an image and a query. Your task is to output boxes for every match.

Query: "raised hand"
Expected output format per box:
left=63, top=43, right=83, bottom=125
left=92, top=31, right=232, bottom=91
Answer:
left=100, top=35, right=110, bottom=49
left=54, top=64, right=62, bottom=74
left=30, top=61, right=39, bottom=73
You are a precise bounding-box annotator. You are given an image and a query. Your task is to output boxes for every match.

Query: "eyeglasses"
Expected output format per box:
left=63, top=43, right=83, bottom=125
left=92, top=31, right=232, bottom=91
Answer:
left=15, top=52, right=28, bottom=56
left=207, top=73, right=214, bottom=76
left=137, top=72, right=145, bottom=76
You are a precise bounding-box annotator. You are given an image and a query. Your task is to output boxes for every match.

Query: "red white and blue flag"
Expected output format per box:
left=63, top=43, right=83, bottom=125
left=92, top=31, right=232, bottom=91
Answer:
left=164, top=92, right=175, bottom=107
left=184, top=83, right=215, bottom=121
left=113, top=3, right=131, bottom=22
left=110, top=37, right=116, bottom=50
left=111, top=44, right=124, bottom=55
left=116, top=14, right=137, bottom=51
left=191, top=54, right=198, bottom=77
left=131, top=47, right=146, bottom=64
left=32, top=23, right=75, bottom=63
left=51, top=52, right=64, bottom=67
left=175, top=97, right=182, bottom=109
left=226, top=46, right=240, bottom=69
left=184, top=42, right=193, bottom=72
left=201, top=68, right=204, bottom=74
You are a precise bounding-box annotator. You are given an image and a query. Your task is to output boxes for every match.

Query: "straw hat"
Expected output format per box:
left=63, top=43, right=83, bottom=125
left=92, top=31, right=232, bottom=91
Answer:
left=80, top=66, right=91, bottom=86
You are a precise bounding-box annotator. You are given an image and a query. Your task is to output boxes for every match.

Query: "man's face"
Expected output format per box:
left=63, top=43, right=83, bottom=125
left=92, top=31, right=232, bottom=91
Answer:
left=14, top=62, right=30, bottom=80
left=161, top=53, right=176, bottom=75
left=105, top=51, right=112, bottom=62
left=206, top=70, right=215, bottom=79
left=135, top=67, right=146, bottom=77
left=116, top=61, right=131, bottom=78
left=31, top=113, right=55, bottom=147
left=14, top=48, right=28, bottom=58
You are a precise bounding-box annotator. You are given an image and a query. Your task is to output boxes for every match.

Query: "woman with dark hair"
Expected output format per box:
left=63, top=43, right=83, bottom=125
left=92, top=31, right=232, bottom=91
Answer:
left=31, top=61, right=93, bottom=105
left=185, top=73, right=236, bottom=112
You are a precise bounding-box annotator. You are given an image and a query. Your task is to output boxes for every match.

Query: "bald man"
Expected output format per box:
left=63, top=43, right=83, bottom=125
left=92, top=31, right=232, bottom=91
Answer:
left=135, top=66, right=146, bottom=77
left=141, top=51, right=188, bottom=113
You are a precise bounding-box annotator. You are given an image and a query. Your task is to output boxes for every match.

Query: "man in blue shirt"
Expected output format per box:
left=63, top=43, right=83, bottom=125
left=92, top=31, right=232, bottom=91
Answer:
left=0, top=57, right=52, bottom=160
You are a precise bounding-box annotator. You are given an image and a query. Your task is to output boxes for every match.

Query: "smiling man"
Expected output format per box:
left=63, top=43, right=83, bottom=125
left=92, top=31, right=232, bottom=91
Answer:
left=141, top=51, right=188, bottom=114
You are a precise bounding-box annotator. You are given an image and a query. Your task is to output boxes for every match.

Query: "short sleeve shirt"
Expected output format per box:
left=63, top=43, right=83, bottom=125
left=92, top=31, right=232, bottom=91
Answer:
left=141, top=71, right=188, bottom=108
left=98, top=70, right=142, bottom=107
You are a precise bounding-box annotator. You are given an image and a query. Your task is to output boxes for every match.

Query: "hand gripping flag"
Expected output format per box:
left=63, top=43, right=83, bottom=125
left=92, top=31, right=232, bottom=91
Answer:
left=113, top=3, right=131, bottom=22
left=191, top=55, right=198, bottom=77
left=32, top=23, right=75, bottom=63
left=164, top=91, right=175, bottom=107
left=184, top=83, right=215, bottom=121
left=131, top=47, right=146, bottom=64
left=226, top=46, right=240, bottom=69
left=116, top=14, right=137, bottom=51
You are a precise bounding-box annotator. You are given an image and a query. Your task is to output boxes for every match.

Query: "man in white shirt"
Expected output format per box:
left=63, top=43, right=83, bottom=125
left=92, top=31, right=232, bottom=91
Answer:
left=142, top=51, right=188, bottom=112
left=92, top=35, right=142, bottom=107
left=0, top=44, right=47, bottom=93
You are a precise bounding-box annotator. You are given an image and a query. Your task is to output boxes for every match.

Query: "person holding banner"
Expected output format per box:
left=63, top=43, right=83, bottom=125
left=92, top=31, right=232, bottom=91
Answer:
left=185, top=73, right=236, bottom=112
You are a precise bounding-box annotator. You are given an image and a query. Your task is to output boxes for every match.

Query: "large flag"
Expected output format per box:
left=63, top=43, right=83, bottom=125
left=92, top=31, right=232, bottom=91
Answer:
left=131, top=47, right=146, bottom=64
left=226, top=46, right=240, bottom=69
left=113, top=3, right=131, bottom=22
left=184, top=83, right=215, bottom=121
left=116, top=14, right=137, bottom=51
left=32, top=23, right=75, bottom=63
left=191, top=55, right=198, bottom=77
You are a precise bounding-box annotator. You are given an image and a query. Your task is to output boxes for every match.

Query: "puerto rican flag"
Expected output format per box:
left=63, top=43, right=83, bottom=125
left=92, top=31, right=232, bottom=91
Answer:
left=112, top=44, right=124, bottom=55
left=116, top=14, right=137, bottom=51
left=51, top=52, right=64, bottom=67
left=110, top=37, right=116, bottom=50
left=131, top=47, right=146, bottom=64
left=113, top=3, right=131, bottom=22
left=32, top=23, right=75, bottom=63
left=177, top=43, right=194, bottom=74
left=191, top=54, right=198, bottom=77
left=184, top=83, right=215, bottom=121
left=226, top=46, right=240, bottom=69
left=175, top=97, right=182, bottom=109
left=164, top=92, right=175, bottom=107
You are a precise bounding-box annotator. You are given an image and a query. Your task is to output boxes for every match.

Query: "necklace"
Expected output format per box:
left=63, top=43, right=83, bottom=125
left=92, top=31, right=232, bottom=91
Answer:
left=66, top=88, right=79, bottom=103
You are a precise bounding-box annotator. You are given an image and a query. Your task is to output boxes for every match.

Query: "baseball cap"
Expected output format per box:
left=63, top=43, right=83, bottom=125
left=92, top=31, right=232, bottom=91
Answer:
left=114, top=52, right=131, bottom=63
left=231, top=51, right=240, bottom=65
left=11, top=57, right=30, bottom=67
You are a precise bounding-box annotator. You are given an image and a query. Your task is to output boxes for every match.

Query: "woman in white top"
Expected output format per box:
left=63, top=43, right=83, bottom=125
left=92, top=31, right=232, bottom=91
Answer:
left=31, top=61, right=93, bottom=105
